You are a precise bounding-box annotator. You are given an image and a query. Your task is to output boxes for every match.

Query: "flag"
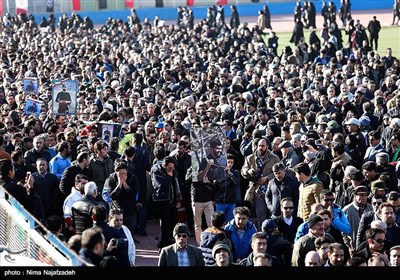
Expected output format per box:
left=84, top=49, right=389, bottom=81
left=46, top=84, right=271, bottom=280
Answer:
left=46, top=0, right=54, bottom=12
left=155, top=0, right=163, bottom=8
left=187, top=0, right=194, bottom=6
left=0, top=0, right=3, bottom=15
left=216, top=0, right=227, bottom=5
left=15, top=0, right=28, bottom=14
left=72, top=0, right=81, bottom=11
left=125, top=0, right=134, bottom=8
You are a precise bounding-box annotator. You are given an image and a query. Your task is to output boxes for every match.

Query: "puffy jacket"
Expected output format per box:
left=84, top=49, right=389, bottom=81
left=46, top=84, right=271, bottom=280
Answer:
left=151, top=163, right=180, bottom=204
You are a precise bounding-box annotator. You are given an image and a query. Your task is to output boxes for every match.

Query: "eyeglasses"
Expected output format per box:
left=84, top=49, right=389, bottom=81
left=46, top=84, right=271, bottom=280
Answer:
left=324, top=198, right=335, bottom=202
left=177, top=234, right=188, bottom=238
left=373, top=238, right=385, bottom=244
left=283, top=207, right=294, bottom=210
left=372, top=202, right=382, bottom=206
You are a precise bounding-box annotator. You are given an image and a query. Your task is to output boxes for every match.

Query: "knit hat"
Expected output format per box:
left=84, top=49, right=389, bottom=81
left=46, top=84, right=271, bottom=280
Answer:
left=370, top=180, right=386, bottom=194
left=308, top=214, right=324, bottom=229
left=172, top=223, right=190, bottom=237
left=212, top=242, right=231, bottom=258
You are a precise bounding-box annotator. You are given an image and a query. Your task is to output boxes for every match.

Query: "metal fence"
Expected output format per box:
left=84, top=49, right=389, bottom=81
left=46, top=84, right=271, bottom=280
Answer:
left=0, top=190, right=80, bottom=266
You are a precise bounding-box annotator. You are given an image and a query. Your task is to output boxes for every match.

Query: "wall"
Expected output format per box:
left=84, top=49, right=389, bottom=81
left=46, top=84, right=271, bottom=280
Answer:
left=2, top=0, right=394, bottom=25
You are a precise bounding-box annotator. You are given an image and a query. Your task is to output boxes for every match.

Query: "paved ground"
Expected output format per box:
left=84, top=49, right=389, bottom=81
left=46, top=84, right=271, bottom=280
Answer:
left=134, top=8, right=397, bottom=267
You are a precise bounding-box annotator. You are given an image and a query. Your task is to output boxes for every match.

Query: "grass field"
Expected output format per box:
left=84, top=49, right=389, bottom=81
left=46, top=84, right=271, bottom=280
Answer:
left=268, top=26, right=400, bottom=59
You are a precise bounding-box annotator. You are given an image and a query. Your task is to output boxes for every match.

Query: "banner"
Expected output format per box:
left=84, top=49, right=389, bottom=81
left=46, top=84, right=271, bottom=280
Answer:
left=216, top=0, right=227, bottom=5
left=125, top=0, right=134, bottom=8
left=52, top=80, right=78, bottom=116
left=0, top=0, right=2, bottom=15
left=72, top=0, right=80, bottom=11
left=155, top=0, right=163, bottom=8
left=190, top=125, right=227, bottom=182
left=187, top=0, right=194, bottom=6
left=46, top=0, right=54, bottom=12
left=99, top=0, right=107, bottom=9
left=15, top=0, right=28, bottom=14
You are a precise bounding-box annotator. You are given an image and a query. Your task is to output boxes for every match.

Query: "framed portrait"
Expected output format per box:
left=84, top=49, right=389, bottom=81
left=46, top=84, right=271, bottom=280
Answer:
left=23, top=77, right=38, bottom=95
left=190, top=125, right=227, bottom=183
left=51, top=80, right=78, bottom=115
left=24, top=98, right=43, bottom=116
left=98, top=122, right=122, bottom=144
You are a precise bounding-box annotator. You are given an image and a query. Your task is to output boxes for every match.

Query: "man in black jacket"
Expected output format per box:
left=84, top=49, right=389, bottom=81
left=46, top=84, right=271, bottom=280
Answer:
left=103, top=161, right=139, bottom=239
left=59, top=152, right=90, bottom=200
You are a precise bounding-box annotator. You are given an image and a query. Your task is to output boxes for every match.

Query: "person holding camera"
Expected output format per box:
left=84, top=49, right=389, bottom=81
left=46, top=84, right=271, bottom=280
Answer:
left=109, top=208, right=136, bottom=266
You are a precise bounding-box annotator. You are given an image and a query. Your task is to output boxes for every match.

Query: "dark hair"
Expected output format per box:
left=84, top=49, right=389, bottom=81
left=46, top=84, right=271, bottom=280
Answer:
left=92, top=205, right=107, bottom=222
left=57, top=141, right=70, bottom=153
left=293, top=162, right=311, bottom=176
left=81, top=227, right=104, bottom=251
left=226, top=153, right=235, bottom=160
left=365, top=227, right=385, bottom=240
left=211, top=211, right=226, bottom=228
left=94, top=140, right=108, bottom=152
left=0, top=160, right=14, bottom=179
left=163, top=156, right=176, bottom=166
left=46, top=215, right=63, bottom=232
left=77, top=152, right=89, bottom=163
left=114, top=161, right=128, bottom=171
left=388, top=191, right=400, bottom=201
left=233, top=206, right=250, bottom=217
left=110, top=137, right=119, bottom=150
left=122, top=146, right=136, bottom=158
left=314, top=236, right=332, bottom=248
left=272, top=162, right=285, bottom=172
left=346, top=256, right=367, bottom=266
left=331, top=142, right=345, bottom=155
left=75, top=174, right=88, bottom=183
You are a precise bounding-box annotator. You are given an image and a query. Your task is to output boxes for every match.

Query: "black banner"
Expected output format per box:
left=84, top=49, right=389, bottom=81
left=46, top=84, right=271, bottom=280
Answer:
left=155, top=0, right=164, bottom=8
left=46, top=0, right=54, bottom=12
left=99, top=0, right=107, bottom=9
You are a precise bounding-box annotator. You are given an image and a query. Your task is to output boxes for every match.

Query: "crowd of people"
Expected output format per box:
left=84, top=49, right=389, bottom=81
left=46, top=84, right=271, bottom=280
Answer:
left=0, top=1, right=399, bottom=267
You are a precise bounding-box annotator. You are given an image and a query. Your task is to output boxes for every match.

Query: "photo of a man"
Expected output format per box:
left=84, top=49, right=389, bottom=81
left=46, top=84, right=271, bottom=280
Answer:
left=52, top=80, right=77, bottom=115
left=55, top=83, right=72, bottom=114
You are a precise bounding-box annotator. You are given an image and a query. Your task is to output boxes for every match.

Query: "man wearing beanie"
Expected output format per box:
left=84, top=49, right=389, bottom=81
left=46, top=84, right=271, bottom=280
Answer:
left=158, top=223, right=204, bottom=267
left=212, top=242, right=234, bottom=267
left=292, top=214, right=334, bottom=266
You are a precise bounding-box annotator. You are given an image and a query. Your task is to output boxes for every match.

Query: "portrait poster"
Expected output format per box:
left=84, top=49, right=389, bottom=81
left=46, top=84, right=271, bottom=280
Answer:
left=51, top=80, right=78, bottom=115
left=23, top=77, right=38, bottom=95
left=98, top=122, right=122, bottom=144
left=190, top=125, right=227, bottom=183
left=24, top=98, right=42, bottom=116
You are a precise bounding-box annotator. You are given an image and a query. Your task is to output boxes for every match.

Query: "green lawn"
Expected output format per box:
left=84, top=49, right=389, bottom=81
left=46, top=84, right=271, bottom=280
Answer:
left=266, top=26, right=400, bottom=58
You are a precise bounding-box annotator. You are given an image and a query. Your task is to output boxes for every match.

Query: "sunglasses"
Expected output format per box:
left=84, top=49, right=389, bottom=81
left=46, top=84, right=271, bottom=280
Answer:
left=373, top=238, right=385, bottom=244
left=283, top=207, right=294, bottom=210
left=372, top=202, right=382, bottom=206
left=177, top=234, right=188, bottom=238
left=324, top=198, right=335, bottom=202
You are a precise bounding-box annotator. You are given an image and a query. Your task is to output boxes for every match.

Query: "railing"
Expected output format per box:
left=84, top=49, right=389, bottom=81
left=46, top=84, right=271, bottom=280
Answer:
left=0, top=188, right=80, bottom=266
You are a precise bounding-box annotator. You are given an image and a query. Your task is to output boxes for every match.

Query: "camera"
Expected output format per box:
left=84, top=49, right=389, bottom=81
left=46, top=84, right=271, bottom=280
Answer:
left=111, top=238, right=127, bottom=248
